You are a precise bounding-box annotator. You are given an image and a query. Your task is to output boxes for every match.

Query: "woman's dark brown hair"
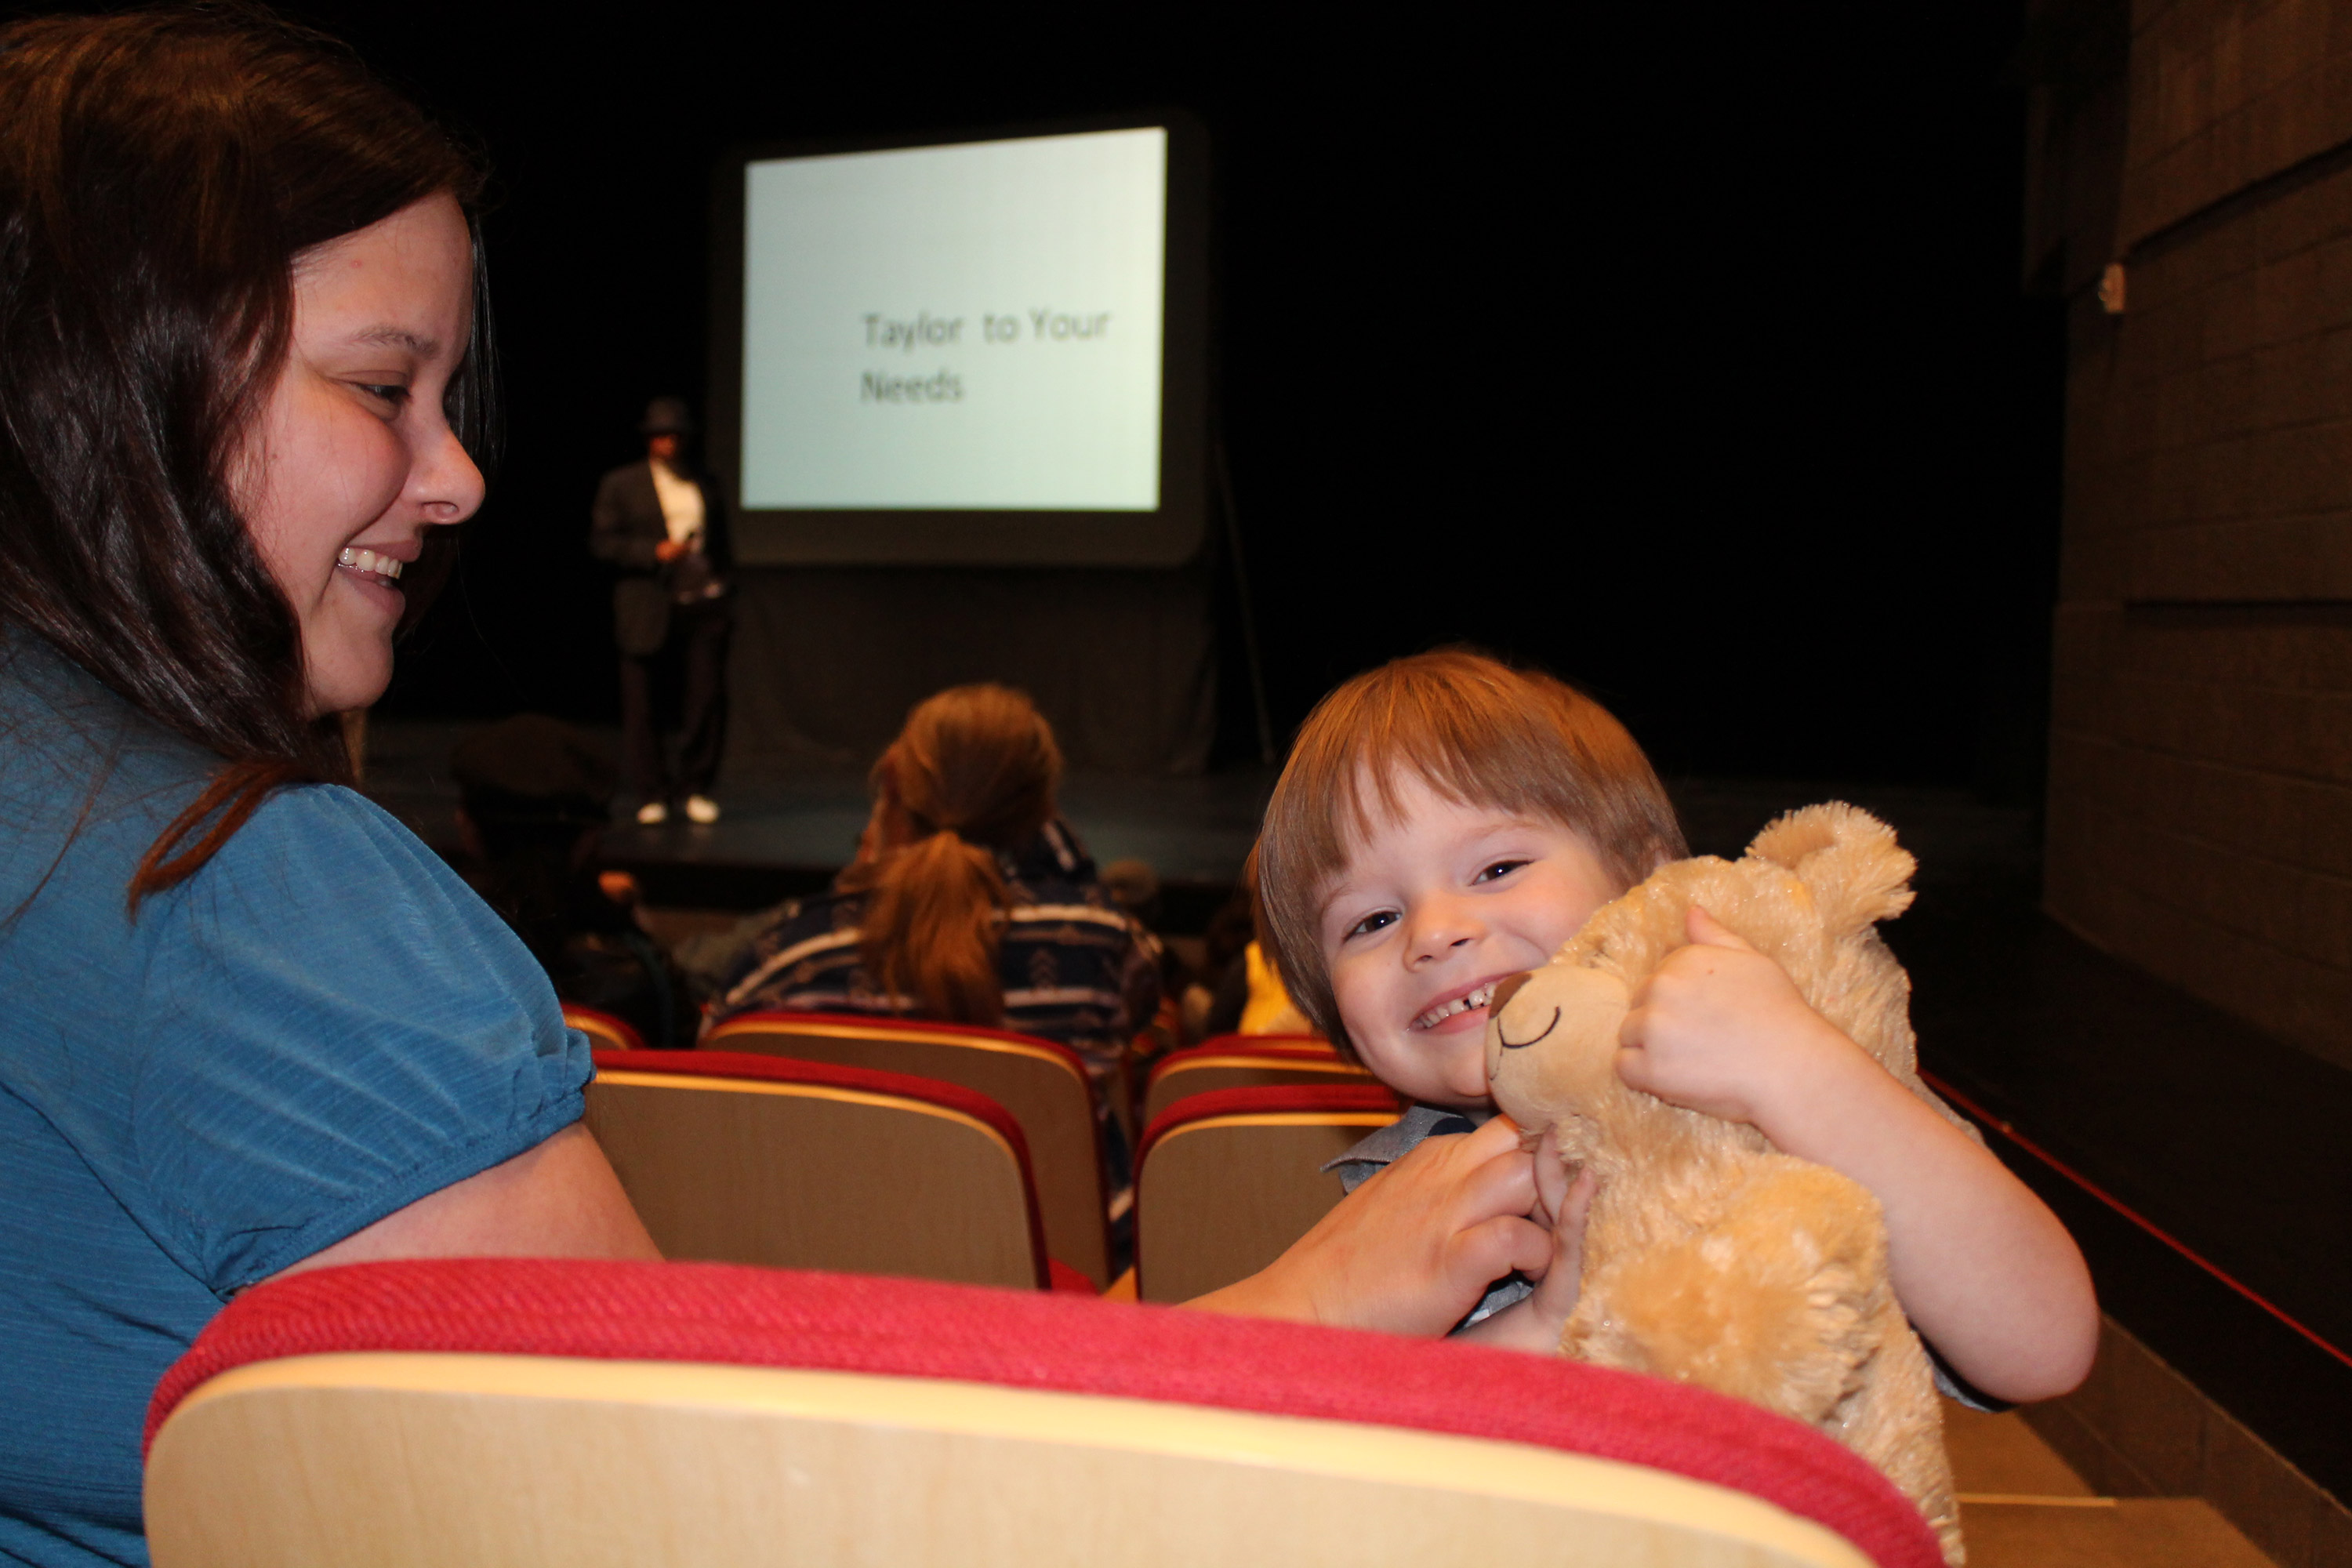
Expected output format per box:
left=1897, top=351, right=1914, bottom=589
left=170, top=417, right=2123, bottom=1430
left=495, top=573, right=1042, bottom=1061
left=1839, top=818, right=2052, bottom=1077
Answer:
left=0, top=6, right=494, bottom=901
left=847, top=685, right=1062, bottom=1025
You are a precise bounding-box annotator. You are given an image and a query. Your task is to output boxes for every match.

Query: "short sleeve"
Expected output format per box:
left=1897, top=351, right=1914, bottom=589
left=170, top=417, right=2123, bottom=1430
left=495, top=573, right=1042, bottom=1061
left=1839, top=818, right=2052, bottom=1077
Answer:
left=123, top=785, right=590, bottom=1294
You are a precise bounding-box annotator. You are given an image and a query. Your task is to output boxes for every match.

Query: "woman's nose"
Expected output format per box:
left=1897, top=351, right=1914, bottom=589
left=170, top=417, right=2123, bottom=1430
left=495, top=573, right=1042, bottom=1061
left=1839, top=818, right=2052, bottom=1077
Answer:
left=416, top=423, right=485, bottom=525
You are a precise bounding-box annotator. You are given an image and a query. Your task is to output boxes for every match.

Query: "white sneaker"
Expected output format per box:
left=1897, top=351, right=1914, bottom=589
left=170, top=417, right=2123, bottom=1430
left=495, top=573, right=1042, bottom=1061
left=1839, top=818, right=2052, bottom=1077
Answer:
left=634, top=800, right=669, bottom=826
left=684, top=794, right=720, bottom=825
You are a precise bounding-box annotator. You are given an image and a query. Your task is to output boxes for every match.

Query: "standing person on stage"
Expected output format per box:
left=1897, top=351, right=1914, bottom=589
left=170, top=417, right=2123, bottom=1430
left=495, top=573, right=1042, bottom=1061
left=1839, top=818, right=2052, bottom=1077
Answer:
left=590, top=395, right=733, bottom=826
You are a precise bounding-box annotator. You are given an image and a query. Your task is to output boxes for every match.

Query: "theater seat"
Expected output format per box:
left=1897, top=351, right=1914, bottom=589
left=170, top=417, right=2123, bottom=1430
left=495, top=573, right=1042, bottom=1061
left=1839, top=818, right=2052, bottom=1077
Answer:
left=586, top=1048, right=1050, bottom=1290
left=703, top=1011, right=1112, bottom=1287
left=1142, top=1039, right=1380, bottom=1125
left=1196, top=1031, right=1336, bottom=1054
left=1133, top=1083, right=1402, bottom=1304
left=562, top=1004, right=647, bottom=1053
left=142, top=1258, right=1940, bottom=1568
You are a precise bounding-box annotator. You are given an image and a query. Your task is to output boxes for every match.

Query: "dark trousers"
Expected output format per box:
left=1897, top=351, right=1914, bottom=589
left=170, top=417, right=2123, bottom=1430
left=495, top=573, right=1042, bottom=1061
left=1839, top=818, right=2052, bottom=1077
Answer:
left=620, top=596, right=731, bottom=803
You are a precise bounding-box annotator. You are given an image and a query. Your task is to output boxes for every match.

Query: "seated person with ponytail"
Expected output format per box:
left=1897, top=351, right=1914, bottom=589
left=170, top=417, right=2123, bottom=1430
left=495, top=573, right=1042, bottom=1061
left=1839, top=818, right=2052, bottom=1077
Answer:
left=707, top=685, right=1161, bottom=1118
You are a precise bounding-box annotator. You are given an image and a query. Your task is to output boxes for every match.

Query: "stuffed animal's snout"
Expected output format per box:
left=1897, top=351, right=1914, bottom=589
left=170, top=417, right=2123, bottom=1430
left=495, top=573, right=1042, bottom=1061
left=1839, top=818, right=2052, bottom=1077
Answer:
left=1485, top=964, right=1635, bottom=1134
left=1482, top=970, right=1541, bottom=1083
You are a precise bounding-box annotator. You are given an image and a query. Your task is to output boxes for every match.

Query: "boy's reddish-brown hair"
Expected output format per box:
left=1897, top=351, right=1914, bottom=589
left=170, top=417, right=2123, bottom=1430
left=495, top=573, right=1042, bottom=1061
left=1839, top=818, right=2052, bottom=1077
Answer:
left=1252, top=650, right=1686, bottom=1054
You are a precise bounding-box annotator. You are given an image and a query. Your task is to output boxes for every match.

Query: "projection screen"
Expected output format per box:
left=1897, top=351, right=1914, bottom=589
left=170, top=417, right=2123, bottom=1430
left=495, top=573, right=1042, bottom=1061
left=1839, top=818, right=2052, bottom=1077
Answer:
left=710, top=117, right=1207, bottom=565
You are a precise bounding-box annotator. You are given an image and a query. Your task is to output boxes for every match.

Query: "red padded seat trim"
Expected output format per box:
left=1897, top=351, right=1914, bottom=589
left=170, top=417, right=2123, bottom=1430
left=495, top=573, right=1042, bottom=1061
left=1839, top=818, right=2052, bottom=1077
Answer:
left=1136, top=1084, right=1403, bottom=1165
left=1147, top=1042, right=1359, bottom=1086
left=592, top=1048, right=1050, bottom=1288
left=710, top=1011, right=1090, bottom=1076
left=1045, top=1258, right=1095, bottom=1294
left=143, top=1258, right=1939, bottom=1566
left=563, top=1005, right=648, bottom=1052
left=595, top=1048, right=1028, bottom=1166
left=1191, top=1033, right=1334, bottom=1055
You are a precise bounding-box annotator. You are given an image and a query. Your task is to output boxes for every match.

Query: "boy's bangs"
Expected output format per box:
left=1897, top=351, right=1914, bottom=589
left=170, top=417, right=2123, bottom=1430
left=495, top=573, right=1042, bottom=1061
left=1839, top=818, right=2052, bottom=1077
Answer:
left=1308, top=659, right=1591, bottom=875
left=1317, top=705, right=1524, bottom=884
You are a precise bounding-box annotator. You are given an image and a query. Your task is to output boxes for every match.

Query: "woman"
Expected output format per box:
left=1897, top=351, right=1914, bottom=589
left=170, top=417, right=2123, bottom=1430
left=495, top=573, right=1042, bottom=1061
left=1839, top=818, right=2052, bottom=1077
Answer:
left=710, top=684, right=1161, bottom=1087
left=0, top=15, right=652, bottom=1565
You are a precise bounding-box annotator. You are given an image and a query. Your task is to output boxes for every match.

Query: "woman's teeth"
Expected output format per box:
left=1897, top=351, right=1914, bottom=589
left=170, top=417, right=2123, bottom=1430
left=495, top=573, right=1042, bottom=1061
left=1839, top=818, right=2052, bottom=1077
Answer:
left=337, top=546, right=403, bottom=579
left=1413, top=982, right=1497, bottom=1031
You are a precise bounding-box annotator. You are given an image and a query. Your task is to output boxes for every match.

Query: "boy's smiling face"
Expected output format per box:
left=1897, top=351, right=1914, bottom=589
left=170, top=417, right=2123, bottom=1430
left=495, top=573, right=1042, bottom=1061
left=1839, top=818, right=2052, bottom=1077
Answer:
left=1319, top=771, right=1624, bottom=1109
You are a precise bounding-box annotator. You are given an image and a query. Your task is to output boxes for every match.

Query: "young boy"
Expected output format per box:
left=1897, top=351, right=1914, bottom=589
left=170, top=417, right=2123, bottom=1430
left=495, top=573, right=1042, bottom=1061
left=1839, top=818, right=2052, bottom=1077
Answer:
left=1192, top=651, right=2096, bottom=1406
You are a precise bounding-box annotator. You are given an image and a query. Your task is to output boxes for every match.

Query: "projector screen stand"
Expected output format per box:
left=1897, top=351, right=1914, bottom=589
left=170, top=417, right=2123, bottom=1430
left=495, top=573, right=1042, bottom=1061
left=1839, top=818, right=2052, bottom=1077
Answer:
left=1214, top=429, right=1277, bottom=768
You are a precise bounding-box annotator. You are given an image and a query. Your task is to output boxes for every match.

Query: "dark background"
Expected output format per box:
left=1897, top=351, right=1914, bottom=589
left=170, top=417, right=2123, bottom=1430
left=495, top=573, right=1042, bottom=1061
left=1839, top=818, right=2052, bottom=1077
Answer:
left=147, top=2, right=2064, bottom=793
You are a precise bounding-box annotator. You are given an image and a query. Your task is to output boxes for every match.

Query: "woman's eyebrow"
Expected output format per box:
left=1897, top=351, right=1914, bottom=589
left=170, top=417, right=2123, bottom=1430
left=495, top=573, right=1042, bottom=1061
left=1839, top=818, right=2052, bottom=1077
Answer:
left=343, top=324, right=439, bottom=356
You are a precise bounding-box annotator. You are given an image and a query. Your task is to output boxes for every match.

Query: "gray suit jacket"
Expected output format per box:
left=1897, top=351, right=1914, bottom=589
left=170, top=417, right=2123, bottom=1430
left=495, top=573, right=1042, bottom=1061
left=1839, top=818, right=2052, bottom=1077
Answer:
left=589, top=461, right=734, bottom=655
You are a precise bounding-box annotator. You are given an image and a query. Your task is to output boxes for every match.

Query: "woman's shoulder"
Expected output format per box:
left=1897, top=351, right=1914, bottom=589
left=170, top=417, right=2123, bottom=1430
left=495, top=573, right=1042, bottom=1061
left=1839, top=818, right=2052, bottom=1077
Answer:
left=235, top=778, right=434, bottom=855
left=201, top=782, right=505, bottom=937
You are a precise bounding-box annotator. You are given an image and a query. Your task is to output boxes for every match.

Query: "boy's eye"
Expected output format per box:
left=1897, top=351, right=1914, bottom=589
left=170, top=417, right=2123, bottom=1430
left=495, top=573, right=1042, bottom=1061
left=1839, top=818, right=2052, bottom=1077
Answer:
left=1475, top=858, right=1529, bottom=884
left=357, top=383, right=411, bottom=409
left=1345, top=909, right=1397, bottom=940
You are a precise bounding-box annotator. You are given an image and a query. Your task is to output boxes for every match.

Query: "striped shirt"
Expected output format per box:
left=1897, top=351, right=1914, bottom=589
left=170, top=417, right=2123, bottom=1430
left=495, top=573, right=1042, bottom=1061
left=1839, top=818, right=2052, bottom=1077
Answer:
left=706, top=820, right=1161, bottom=1080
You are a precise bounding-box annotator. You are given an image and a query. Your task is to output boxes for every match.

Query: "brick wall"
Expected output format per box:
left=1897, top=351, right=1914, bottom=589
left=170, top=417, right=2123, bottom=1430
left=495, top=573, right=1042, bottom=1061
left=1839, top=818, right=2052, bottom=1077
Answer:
left=2036, top=0, right=2352, bottom=1069
left=2120, top=0, right=2352, bottom=245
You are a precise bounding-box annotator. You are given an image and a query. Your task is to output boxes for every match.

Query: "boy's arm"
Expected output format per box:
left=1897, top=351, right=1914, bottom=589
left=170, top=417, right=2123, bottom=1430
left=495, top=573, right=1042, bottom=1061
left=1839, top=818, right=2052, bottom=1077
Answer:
left=1185, top=1114, right=1554, bottom=1334
left=1617, top=908, right=2097, bottom=1404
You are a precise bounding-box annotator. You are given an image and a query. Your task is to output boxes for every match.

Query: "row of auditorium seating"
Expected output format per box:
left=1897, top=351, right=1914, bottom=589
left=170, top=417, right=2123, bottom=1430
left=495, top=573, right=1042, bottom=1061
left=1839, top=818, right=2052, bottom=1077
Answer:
left=140, top=1257, right=1939, bottom=1566
left=566, top=1006, right=1400, bottom=1301
left=132, top=1007, right=1947, bottom=1565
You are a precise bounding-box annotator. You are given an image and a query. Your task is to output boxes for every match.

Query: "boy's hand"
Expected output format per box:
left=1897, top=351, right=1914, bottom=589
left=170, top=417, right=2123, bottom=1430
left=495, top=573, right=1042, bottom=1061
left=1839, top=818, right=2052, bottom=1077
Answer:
left=1524, top=1125, right=1598, bottom=1325
left=1184, top=1113, right=1553, bottom=1335
left=1616, top=906, right=1860, bottom=1128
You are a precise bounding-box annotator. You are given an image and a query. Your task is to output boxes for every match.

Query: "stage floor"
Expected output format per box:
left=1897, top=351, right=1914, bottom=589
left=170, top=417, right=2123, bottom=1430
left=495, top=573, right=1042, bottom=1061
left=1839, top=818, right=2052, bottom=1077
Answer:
left=360, top=718, right=1277, bottom=916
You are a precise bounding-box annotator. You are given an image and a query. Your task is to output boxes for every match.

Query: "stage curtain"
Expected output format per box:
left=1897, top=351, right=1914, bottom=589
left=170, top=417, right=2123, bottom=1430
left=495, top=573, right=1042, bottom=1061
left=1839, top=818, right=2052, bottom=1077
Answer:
left=720, top=566, right=1215, bottom=780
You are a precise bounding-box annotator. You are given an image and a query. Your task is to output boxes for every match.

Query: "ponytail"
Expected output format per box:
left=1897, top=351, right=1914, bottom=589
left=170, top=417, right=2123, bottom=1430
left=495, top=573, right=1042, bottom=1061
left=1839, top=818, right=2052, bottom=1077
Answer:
left=851, top=684, right=1061, bottom=1025
left=860, top=829, right=1010, bottom=1024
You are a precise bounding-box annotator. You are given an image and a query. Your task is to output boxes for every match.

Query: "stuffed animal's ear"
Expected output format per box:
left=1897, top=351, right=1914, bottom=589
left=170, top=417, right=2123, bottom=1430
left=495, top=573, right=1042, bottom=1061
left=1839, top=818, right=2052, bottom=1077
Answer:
left=1746, top=803, right=1915, bottom=935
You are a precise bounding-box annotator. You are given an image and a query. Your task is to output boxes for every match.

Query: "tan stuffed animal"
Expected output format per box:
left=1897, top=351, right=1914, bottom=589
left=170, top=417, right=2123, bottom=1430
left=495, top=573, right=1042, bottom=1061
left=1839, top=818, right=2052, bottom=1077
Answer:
left=1483, top=803, right=1970, bottom=1565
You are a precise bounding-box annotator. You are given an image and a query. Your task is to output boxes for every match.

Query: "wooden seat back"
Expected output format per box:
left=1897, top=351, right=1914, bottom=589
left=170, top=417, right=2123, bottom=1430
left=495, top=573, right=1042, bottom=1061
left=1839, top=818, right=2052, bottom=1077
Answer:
left=1133, top=1084, right=1401, bottom=1304
left=704, top=1011, right=1109, bottom=1287
left=586, top=1048, right=1045, bottom=1290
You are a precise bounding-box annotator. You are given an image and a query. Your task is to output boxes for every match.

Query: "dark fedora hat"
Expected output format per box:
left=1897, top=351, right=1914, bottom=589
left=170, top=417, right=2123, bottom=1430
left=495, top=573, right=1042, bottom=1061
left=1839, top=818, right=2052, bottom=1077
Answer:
left=639, top=395, right=696, bottom=437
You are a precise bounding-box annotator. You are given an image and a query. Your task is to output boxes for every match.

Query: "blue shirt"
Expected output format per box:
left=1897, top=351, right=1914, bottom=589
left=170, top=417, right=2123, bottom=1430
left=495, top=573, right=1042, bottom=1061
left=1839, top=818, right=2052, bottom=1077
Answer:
left=0, top=637, right=591, bottom=1567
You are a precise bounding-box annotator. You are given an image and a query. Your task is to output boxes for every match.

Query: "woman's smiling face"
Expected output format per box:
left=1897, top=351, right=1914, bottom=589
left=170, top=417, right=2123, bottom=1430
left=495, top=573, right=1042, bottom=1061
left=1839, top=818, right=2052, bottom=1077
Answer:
left=1319, top=771, right=1624, bottom=1109
left=238, top=193, right=483, bottom=717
